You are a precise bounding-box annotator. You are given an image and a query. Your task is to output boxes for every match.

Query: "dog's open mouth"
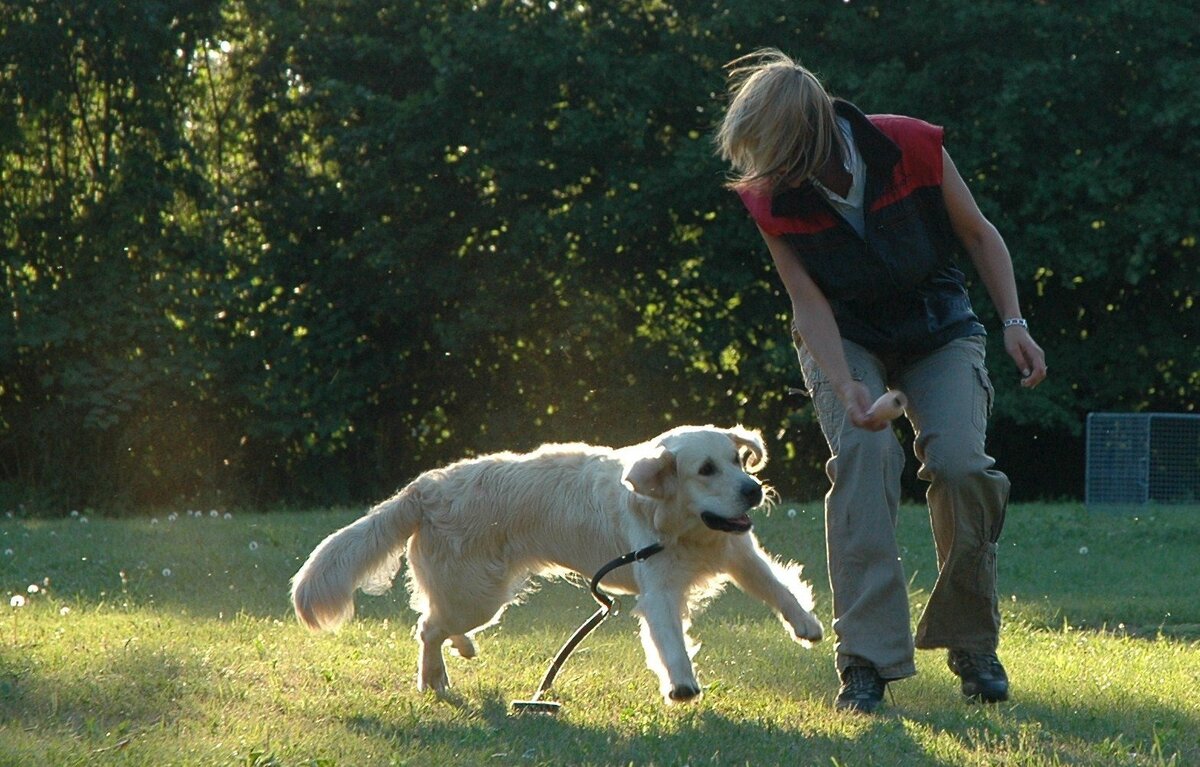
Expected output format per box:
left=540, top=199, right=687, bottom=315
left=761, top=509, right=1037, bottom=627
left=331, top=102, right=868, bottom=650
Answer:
left=701, top=511, right=753, bottom=534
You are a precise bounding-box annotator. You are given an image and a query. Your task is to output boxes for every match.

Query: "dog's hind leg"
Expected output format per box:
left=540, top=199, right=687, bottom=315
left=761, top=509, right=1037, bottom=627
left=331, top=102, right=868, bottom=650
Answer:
left=416, top=614, right=451, bottom=692
left=409, top=560, right=515, bottom=690
left=449, top=634, right=477, bottom=658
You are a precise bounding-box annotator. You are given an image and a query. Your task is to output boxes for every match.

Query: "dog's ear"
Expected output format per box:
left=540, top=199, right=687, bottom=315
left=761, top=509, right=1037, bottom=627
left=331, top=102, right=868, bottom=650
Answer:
left=622, top=446, right=677, bottom=499
left=726, top=426, right=767, bottom=473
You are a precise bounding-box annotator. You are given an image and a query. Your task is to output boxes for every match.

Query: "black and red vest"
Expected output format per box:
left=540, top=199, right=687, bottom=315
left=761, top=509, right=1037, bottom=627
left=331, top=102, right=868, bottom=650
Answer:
left=739, top=100, right=984, bottom=357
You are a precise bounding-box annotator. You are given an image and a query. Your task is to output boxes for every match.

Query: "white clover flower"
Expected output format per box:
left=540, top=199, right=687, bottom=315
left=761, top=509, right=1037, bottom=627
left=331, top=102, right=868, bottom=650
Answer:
left=151, top=518, right=159, bottom=525
left=3, top=549, right=12, bottom=557
left=10, top=595, right=25, bottom=608
left=1078, top=546, right=1089, bottom=555
left=167, top=513, right=178, bottom=522
left=162, top=568, right=172, bottom=577
left=26, top=584, right=38, bottom=594
left=248, top=541, right=259, bottom=551
left=223, top=513, right=232, bottom=520
left=787, top=508, right=797, bottom=519
left=70, top=510, right=79, bottom=517
left=59, top=606, right=71, bottom=616
left=209, top=510, right=219, bottom=518
left=79, top=516, right=89, bottom=524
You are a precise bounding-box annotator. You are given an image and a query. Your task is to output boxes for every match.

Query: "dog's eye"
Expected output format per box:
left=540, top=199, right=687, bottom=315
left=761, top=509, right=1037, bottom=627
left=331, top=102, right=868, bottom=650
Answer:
left=698, top=460, right=717, bottom=477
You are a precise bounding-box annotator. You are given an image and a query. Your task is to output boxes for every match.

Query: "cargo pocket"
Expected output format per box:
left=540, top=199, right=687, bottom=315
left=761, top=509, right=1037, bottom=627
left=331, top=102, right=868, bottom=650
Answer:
left=793, top=330, right=856, bottom=454
left=972, top=363, right=996, bottom=431
left=961, top=495, right=1005, bottom=603
left=945, top=539, right=998, bottom=603
left=976, top=540, right=998, bottom=598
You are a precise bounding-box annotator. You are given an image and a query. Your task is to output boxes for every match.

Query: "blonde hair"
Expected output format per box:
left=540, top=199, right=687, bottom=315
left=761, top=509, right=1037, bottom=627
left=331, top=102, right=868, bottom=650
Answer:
left=714, top=48, right=840, bottom=193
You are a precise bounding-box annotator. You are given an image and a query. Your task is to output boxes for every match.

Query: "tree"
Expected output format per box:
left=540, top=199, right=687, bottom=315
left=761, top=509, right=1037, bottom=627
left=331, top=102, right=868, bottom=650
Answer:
left=2, top=0, right=1196, bottom=511
left=0, top=1, right=228, bottom=507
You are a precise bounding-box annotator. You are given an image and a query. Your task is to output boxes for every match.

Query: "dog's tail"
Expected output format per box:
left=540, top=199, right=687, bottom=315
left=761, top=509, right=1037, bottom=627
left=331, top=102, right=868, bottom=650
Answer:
left=290, top=487, right=422, bottom=632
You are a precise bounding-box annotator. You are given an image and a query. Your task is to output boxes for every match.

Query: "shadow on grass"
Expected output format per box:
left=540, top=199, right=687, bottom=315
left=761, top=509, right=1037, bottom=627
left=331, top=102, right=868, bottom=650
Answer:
left=857, top=671, right=1200, bottom=765
left=339, top=678, right=1199, bottom=766
left=0, top=640, right=190, bottom=742
left=0, top=511, right=358, bottom=620
left=990, top=692, right=1200, bottom=764
left=342, top=689, right=965, bottom=766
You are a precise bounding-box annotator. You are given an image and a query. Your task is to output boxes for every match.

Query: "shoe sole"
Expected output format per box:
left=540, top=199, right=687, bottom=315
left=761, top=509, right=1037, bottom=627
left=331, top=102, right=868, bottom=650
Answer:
left=963, top=686, right=1009, bottom=703
left=835, top=699, right=883, bottom=714
left=966, top=694, right=1009, bottom=704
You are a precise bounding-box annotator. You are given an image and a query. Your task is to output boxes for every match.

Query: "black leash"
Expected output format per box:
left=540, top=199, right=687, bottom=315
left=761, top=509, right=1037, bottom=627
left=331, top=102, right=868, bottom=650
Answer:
left=511, top=542, right=664, bottom=713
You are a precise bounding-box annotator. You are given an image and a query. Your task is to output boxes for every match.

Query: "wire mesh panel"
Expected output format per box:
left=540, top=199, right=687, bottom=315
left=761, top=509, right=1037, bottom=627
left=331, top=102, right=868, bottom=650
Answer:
left=1086, top=412, right=1200, bottom=511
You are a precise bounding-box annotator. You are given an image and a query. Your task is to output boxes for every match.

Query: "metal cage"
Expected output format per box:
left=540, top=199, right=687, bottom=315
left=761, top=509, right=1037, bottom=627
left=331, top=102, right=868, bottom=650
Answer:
left=1085, top=412, right=1200, bottom=511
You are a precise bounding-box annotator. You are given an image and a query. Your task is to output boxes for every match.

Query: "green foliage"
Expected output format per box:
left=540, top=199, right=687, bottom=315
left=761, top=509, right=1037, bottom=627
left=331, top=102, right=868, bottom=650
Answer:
left=0, top=1, right=229, bottom=507
left=1, top=1, right=1197, bottom=510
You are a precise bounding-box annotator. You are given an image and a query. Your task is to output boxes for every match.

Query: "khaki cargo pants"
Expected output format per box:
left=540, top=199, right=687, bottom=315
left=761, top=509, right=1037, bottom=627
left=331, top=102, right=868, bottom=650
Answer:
left=796, top=334, right=1010, bottom=680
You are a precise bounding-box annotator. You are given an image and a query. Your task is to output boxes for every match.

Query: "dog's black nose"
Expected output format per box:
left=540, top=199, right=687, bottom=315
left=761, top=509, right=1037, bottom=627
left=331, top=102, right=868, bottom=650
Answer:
left=741, top=481, right=763, bottom=506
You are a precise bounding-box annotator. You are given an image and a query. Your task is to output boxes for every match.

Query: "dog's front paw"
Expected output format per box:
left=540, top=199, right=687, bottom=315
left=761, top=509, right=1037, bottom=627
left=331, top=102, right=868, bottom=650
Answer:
left=667, top=683, right=702, bottom=702
left=790, top=611, right=824, bottom=643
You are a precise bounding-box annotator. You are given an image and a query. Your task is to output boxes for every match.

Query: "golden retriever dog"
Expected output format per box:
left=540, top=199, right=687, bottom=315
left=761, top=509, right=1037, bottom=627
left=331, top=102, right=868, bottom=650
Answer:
left=290, top=425, right=823, bottom=703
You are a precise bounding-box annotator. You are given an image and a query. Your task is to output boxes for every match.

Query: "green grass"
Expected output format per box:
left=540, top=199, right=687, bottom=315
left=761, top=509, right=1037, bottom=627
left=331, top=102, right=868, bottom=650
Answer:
left=1, top=503, right=1197, bottom=766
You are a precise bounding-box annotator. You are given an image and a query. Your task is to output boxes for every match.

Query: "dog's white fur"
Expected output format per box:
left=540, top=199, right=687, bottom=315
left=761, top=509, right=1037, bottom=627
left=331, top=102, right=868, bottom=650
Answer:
left=290, top=425, right=823, bottom=703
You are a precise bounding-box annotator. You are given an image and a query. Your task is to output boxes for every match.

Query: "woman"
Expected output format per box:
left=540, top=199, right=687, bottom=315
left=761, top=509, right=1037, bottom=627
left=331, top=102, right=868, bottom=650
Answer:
left=715, top=49, right=1047, bottom=713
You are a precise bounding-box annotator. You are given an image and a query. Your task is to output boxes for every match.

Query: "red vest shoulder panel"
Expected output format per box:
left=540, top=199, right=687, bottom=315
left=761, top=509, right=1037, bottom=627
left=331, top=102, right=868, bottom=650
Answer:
left=738, top=114, right=944, bottom=237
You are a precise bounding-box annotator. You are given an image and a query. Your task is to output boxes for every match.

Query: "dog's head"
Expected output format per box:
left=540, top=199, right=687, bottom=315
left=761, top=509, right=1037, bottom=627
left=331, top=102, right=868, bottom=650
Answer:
left=622, top=425, right=768, bottom=535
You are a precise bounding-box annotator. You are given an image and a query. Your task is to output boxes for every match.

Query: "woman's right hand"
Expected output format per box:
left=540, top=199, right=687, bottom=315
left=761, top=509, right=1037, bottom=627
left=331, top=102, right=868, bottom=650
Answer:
left=839, top=380, right=892, bottom=432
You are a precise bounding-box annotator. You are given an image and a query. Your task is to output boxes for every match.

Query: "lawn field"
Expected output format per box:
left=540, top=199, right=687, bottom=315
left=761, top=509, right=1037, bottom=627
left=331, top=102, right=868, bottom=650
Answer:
left=1, top=503, right=1197, bottom=766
